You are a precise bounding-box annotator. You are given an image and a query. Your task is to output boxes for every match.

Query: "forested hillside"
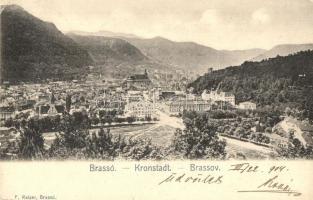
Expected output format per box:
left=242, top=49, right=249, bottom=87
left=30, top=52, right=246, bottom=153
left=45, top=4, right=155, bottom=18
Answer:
left=189, top=51, right=313, bottom=119
left=1, top=5, right=92, bottom=83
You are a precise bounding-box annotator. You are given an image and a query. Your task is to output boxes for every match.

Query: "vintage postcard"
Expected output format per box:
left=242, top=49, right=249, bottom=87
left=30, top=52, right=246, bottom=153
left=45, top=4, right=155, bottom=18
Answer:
left=0, top=0, right=313, bottom=199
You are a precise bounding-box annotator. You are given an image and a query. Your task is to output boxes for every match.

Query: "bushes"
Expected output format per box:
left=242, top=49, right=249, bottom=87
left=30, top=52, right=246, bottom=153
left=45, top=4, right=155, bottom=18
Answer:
left=169, top=112, right=226, bottom=159
left=2, top=112, right=165, bottom=160
left=127, top=116, right=135, bottom=124
left=49, top=127, right=164, bottom=160
left=277, top=133, right=313, bottom=159
left=48, top=112, right=163, bottom=160
left=119, top=137, right=164, bottom=160
left=208, top=110, right=237, bottom=119
left=1, top=118, right=45, bottom=160
left=48, top=111, right=227, bottom=160
left=5, top=115, right=62, bottom=132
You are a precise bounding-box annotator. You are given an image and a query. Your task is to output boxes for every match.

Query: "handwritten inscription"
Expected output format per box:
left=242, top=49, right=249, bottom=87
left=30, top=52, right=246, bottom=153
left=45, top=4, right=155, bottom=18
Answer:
left=268, top=165, right=287, bottom=174
left=159, top=173, right=223, bottom=185
left=258, top=175, right=292, bottom=190
left=158, top=162, right=302, bottom=197
left=229, top=163, right=258, bottom=173
left=238, top=175, right=301, bottom=196
left=230, top=163, right=301, bottom=196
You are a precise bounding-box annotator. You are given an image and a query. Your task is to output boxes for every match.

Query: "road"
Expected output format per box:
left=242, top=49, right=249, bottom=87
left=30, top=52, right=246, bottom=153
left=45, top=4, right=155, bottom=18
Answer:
left=219, top=135, right=273, bottom=154
left=156, top=110, right=184, bottom=129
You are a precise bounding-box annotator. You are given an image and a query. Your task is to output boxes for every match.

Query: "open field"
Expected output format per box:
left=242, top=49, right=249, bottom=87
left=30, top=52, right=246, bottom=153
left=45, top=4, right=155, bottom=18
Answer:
left=42, top=111, right=276, bottom=157
left=43, top=124, right=276, bottom=158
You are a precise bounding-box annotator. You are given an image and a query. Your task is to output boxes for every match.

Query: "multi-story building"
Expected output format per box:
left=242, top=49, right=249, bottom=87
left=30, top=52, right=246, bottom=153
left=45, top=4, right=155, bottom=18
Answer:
left=164, top=100, right=211, bottom=115
left=35, top=92, right=65, bottom=117
left=126, top=91, right=144, bottom=103
left=125, top=100, right=156, bottom=118
left=0, top=106, right=15, bottom=121
left=201, top=90, right=235, bottom=106
left=125, top=70, right=152, bottom=90
left=36, top=104, right=65, bottom=117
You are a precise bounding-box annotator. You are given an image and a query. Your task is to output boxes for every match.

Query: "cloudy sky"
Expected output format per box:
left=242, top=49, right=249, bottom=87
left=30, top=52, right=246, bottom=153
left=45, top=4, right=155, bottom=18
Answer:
left=2, top=0, right=313, bottom=50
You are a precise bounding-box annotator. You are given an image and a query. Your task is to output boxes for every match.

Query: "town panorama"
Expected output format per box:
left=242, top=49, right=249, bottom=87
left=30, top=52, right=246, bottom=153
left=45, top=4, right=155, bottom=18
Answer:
left=0, top=3, right=313, bottom=160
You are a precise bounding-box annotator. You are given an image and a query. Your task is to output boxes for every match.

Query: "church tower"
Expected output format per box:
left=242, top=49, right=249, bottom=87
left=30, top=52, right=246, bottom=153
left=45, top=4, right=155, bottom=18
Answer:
left=50, top=92, right=56, bottom=104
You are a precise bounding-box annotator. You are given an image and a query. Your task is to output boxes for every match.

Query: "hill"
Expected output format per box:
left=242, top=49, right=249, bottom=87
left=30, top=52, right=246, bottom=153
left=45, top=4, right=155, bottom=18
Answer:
left=68, top=34, right=147, bottom=65
left=68, top=34, right=177, bottom=79
left=189, top=51, right=313, bottom=119
left=70, top=31, right=266, bottom=72
left=252, top=44, right=313, bottom=61
left=68, top=30, right=140, bottom=39
left=124, top=37, right=265, bottom=72
left=0, top=5, right=93, bottom=83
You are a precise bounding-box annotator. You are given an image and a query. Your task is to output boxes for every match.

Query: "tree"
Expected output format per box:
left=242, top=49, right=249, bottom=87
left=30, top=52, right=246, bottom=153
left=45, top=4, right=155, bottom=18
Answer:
left=170, top=112, right=226, bottom=159
left=72, top=111, right=90, bottom=129
left=4, top=117, right=14, bottom=127
left=115, top=117, right=125, bottom=124
left=127, top=117, right=135, bottom=124
left=188, top=50, right=313, bottom=121
left=278, top=136, right=312, bottom=159
left=303, top=89, right=313, bottom=120
left=145, top=116, right=152, bottom=122
left=121, top=137, right=163, bottom=160
left=58, top=113, right=89, bottom=150
left=91, top=116, right=100, bottom=125
left=66, top=94, right=72, bottom=113
left=17, top=118, right=45, bottom=160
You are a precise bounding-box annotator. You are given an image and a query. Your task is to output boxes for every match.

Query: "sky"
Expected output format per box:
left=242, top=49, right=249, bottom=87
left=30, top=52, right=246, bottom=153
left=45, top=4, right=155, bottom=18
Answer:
left=1, top=0, right=313, bottom=50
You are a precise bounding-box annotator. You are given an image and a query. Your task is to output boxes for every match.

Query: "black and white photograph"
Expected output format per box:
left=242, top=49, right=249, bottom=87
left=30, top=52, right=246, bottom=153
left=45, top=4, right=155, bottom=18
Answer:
left=0, top=0, right=313, bottom=161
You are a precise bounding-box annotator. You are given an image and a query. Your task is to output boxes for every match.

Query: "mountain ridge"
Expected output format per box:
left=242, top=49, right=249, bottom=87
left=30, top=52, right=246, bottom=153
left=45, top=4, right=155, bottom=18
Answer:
left=69, top=31, right=267, bottom=72
left=123, top=37, right=266, bottom=72
left=252, top=43, right=313, bottom=61
left=70, top=31, right=313, bottom=72
left=1, top=4, right=93, bottom=83
left=68, top=34, right=147, bottom=65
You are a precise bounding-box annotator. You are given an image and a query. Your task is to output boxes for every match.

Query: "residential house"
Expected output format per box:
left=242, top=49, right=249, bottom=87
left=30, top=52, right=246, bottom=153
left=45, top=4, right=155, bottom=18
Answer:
left=202, top=90, right=235, bottom=106
left=238, top=101, right=257, bottom=110
left=264, top=133, right=289, bottom=149
left=0, top=106, right=15, bottom=121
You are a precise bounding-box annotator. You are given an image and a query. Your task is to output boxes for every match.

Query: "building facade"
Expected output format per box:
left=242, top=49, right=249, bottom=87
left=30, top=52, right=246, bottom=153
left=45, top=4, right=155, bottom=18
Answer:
left=125, top=70, right=152, bottom=90
left=201, top=90, right=235, bottom=106
left=0, top=106, right=15, bottom=121
left=164, top=100, right=211, bottom=115
left=238, top=101, right=257, bottom=110
left=125, top=100, right=156, bottom=118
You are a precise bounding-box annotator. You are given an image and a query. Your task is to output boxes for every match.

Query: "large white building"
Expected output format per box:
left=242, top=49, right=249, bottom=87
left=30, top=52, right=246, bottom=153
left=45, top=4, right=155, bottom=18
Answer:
left=126, top=90, right=144, bottom=103
left=0, top=106, right=15, bottom=121
left=163, top=100, right=211, bottom=115
left=124, top=100, right=157, bottom=118
left=238, top=101, right=257, bottom=110
left=201, top=90, right=235, bottom=106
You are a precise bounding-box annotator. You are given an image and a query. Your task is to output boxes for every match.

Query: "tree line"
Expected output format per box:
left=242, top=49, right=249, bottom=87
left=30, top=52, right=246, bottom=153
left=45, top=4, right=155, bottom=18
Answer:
left=0, top=111, right=227, bottom=160
left=189, top=50, right=313, bottom=121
